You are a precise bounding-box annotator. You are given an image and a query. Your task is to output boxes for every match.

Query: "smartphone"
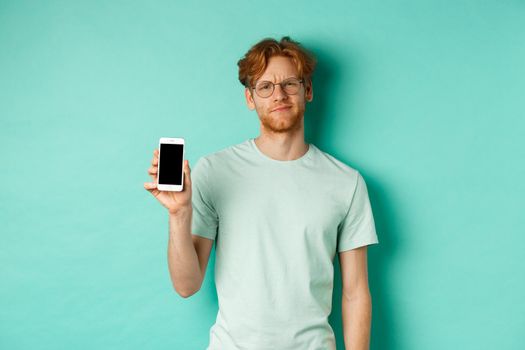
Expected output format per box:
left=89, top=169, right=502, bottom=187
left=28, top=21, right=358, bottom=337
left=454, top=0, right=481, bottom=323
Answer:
left=157, top=137, right=185, bottom=192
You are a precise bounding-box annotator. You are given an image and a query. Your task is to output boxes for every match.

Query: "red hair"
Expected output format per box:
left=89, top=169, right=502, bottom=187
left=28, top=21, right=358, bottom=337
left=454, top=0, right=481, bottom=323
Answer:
left=237, top=36, right=317, bottom=89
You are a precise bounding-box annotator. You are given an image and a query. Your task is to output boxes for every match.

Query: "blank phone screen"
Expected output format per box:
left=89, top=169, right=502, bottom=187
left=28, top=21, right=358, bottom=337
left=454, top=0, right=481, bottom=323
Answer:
left=158, top=143, right=183, bottom=185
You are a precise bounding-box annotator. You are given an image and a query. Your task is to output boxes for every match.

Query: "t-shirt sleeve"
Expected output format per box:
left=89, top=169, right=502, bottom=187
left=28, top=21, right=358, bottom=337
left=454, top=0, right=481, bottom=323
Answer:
left=190, top=157, right=219, bottom=240
left=336, top=172, right=379, bottom=252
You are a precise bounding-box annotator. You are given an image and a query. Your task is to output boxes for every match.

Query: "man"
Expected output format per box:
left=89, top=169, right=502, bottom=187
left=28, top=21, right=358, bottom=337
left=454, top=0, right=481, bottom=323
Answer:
left=144, top=36, right=379, bottom=350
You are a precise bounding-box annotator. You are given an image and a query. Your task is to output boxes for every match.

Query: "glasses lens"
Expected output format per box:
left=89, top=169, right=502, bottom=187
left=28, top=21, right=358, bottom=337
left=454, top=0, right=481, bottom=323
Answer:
left=282, top=79, right=301, bottom=95
left=255, top=81, right=273, bottom=98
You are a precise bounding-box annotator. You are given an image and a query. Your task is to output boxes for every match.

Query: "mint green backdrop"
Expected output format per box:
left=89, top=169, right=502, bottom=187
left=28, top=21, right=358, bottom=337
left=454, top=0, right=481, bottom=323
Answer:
left=1, top=1, right=524, bottom=349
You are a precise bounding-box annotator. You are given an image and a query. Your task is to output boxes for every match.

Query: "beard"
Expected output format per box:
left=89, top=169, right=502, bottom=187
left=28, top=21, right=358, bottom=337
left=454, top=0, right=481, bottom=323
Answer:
left=257, top=105, right=305, bottom=134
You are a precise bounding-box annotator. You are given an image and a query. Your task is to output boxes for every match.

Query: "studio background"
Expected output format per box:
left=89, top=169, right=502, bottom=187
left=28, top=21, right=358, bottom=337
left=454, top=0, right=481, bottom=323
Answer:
left=1, top=1, right=524, bottom=349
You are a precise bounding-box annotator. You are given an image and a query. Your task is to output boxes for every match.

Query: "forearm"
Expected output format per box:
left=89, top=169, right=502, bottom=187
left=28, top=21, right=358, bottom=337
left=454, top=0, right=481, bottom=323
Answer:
left=342, top=293, right=372, bottom=350
left=167, top=207, right=202, bottom=297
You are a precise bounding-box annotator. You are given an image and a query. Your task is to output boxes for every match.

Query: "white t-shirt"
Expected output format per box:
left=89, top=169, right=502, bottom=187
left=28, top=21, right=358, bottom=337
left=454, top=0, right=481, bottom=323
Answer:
left=191, top=138, right=379, bottom=350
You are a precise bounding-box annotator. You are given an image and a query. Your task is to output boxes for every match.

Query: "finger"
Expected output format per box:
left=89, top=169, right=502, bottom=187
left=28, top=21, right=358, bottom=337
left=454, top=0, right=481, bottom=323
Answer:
left=144, top=181, right=155, bottom=189
left=147, top=166, right=157, bottom=182
left=184, top=160, right=191, bottom=187
left=152, top=149, right=158, bottom=166
left=144, top=182, right=160, bottom=197
left=147, top=166, right=157, bottom=175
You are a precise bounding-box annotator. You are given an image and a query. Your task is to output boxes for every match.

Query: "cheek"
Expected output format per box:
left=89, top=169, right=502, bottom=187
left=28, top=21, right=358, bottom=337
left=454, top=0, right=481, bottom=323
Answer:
left=256, top=103, right=269, bottom=115
left=295, top=97, right=306, bottom=107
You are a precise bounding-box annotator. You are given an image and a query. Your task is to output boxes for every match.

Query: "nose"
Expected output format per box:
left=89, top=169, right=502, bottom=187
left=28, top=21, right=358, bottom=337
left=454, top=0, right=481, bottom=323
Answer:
left=272, top=83, right=288, bottom=101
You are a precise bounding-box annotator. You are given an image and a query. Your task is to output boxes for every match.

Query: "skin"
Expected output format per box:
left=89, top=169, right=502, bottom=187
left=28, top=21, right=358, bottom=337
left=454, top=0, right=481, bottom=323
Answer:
left=144, top=55, right=373, bottom=349
left=244, top=55, right=313, bottom=161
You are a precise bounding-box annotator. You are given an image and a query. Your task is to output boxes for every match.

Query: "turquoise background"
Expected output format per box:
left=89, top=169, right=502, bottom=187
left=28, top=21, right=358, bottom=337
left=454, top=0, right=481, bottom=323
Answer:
left=1, top=1, right=524, bottom=349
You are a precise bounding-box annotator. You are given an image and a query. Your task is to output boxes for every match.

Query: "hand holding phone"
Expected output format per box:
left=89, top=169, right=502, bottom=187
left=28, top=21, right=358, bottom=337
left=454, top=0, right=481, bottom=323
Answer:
left=144, top=137, right=191, bottom=214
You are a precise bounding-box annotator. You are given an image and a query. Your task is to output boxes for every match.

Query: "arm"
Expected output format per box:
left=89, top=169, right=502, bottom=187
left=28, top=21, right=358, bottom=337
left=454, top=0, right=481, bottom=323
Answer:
left=339, top=245, right=373, bottom=350
left=144, top=149, right=214, bottom=299
left=167, top=207, right=214, bottom=298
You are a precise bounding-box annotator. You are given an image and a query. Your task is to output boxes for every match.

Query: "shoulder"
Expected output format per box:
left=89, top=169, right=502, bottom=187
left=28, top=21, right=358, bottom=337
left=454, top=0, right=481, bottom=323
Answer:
left=311, top=144, right=361, bottom=182
left=194, top=139, right=250, bottom=169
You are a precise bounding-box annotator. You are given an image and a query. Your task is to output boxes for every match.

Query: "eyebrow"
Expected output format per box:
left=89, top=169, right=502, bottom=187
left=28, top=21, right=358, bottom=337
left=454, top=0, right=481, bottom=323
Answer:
left=257, top=76, right=298, bottom=83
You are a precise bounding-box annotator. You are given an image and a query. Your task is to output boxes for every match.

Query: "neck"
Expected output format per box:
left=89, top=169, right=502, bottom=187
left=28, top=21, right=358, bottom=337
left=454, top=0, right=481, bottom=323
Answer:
left=254, top=130, right=309, bottom=161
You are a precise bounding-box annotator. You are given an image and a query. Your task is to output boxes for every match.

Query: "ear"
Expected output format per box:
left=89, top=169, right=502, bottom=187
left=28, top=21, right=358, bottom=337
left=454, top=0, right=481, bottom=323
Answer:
left=305, top=81, right=313, bottom=102
left=245, top=87, right=256, bottom=110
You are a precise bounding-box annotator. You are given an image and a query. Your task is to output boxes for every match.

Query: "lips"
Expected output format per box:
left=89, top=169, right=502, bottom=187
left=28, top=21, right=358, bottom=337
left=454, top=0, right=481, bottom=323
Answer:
left=271, top=105, right=292, bottom=112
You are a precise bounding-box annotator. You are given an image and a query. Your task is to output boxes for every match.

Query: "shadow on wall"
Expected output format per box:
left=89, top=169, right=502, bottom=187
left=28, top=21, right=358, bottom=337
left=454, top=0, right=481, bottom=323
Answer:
left=305, top=42, right=398, bottom=350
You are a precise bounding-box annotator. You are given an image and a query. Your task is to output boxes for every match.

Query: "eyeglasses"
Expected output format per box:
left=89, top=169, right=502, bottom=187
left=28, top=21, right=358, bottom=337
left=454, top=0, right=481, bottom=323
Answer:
left=251, top=77, right=304, bottom=98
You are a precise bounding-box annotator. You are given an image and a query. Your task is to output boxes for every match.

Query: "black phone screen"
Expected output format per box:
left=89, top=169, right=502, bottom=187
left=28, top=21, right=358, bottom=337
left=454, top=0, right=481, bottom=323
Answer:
left=158, top=143, right=184, bottom=185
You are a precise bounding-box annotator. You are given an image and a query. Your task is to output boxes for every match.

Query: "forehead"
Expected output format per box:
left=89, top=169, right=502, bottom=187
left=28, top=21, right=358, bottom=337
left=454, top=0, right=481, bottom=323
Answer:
left=258, top=56, right=299, bottom=82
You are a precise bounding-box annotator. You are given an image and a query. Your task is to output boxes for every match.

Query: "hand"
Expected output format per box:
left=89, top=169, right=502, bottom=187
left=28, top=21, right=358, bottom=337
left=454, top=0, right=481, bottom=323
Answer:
left=144, top=148, right=192, bottom=214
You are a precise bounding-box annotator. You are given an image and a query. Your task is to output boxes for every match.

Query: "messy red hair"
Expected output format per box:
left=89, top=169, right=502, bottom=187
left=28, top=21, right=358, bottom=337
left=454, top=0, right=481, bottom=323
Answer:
left=237, top=36, right=317, bottom=89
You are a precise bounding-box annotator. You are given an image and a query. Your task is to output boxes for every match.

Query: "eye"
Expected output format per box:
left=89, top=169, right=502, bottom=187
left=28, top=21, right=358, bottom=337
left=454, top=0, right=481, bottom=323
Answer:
left=284, top=80, right=299, bottom=87
left=257, top=82, right=272, bottom=90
